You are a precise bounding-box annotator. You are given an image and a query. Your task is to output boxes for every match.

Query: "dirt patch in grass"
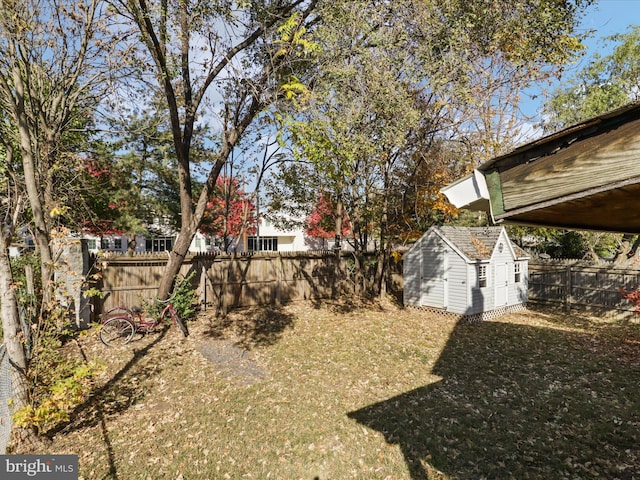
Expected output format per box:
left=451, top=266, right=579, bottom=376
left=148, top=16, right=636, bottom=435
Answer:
left=196, top=339, right=266, bottom=386
left=37, top=302, right=640, bottom=479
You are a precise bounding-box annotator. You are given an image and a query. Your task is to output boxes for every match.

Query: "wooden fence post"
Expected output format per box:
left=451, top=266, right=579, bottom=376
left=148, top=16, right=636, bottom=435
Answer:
left=220, top=256, right=230, bottom=317
left=199, top=266, right=207, bottom=311
left=565, top=264, right=572, bottom=313
left=275, top=255, right=283, bottom=306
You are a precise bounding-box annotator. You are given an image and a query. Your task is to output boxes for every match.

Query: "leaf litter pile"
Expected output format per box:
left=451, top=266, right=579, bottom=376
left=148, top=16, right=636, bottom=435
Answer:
left=42, top=302, right=640, bottom=479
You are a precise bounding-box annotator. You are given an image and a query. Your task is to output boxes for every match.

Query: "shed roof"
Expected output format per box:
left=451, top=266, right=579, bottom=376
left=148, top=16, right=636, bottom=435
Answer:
left=435, top=226, right=527, bottom=261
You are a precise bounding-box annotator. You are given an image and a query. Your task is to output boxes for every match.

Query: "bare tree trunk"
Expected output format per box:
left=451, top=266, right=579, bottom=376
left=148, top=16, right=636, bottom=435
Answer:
left=127, top=233, right=137, bottom=254
left=0, top=235, right=38, bottom=452
left=9, top=65, right=55, bottom=307
left=613, top=233, right=635, bottom=265
left=158, top=228, right=194, bottom=298
left=375, top=166, right=391, bottom=298
left=17, top=130, right=54, bottom=307
left=334, top=196, right=344, bottom=251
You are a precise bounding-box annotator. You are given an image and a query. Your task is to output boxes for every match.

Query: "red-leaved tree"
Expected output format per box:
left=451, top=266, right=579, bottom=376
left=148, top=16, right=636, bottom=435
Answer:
left=305, top=194, right=351, bottom=240
left=619, top=288, right=640, bottom=314
left=200, top=176, right=256, bottom=252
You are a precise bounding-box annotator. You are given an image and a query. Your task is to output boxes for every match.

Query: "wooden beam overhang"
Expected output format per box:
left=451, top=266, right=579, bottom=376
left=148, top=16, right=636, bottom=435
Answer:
left=493, top=178, right=640, bottom=233
left=443, top=102, right=640, bottom=233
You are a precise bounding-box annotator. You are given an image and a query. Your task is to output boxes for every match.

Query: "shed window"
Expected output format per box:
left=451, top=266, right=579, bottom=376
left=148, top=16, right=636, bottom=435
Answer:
left=514, top=262, right=521, bottom=283
left=478, top=265, right=487, bottom=288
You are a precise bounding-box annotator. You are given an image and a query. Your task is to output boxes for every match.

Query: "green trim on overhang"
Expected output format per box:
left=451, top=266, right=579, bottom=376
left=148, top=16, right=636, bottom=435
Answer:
left=484, top=170, right=505, bottom=217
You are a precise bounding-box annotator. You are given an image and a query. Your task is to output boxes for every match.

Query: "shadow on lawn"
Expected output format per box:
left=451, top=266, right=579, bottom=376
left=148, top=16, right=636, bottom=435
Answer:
left=203, top=305, right=296, bottom=350
left=37, top=328, right=171, bottom=478
left=349, top=318, right=640, bottom=479
left=49, top=327, right=169, bottom=438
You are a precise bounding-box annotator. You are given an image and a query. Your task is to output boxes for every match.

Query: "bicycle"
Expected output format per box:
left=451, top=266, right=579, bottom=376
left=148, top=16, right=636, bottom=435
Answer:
left=99, top=293, right=189, bottom=346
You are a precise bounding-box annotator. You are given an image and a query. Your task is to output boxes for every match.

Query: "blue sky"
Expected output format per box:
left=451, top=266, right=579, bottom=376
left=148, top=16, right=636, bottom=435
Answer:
left=524, top=0, right=640, bottom=119
left=582, top=0, right=640, bottom=42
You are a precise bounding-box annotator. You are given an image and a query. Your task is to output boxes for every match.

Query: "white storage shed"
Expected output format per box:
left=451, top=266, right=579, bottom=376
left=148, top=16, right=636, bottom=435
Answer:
left=403, top=226, right=529, bottom=320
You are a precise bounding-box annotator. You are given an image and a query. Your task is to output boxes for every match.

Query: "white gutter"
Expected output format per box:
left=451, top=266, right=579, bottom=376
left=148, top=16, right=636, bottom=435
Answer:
left=440, top=169, right=491, bottom=212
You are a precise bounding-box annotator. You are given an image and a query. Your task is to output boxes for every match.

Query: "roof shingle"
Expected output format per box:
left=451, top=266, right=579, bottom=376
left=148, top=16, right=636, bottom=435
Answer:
left=435, top=226, right=527, bottom=260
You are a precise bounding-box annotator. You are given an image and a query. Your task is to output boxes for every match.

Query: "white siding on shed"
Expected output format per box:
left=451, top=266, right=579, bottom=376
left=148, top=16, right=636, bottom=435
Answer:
left=418, top=234, right=447, bottom=308
left=403, top=226, right=528, bottom=317
left=402, top=239, right=422, bottom=306
left=442, top=252, right=468, bottom=314
left=511, top=260, right=528, bottom=304
left=468, top=261, right=492, bottom=315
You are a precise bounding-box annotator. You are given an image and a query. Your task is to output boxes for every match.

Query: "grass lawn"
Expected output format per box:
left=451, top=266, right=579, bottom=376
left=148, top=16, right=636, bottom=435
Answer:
left=43, top=302, right=640, bottom=479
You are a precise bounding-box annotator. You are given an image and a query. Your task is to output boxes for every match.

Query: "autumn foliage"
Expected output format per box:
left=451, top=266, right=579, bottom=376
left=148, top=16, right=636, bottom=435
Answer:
left=200, top=176, right=255, bottom=239
left=304, top=194, right=351, bottom=239
left=619, top=288, right=640, bottom=314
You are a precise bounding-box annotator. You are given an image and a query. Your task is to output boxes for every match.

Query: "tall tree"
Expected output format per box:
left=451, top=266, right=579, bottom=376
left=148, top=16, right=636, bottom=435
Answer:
left=113, top=0, right=321, bottom=298
left=0, top=0, right=117, bottom=307
left=0, top=0, right=121, bottom=449
left=270, top=0, right=592, bottom=296
left=0, top=139, right=33, bottom=448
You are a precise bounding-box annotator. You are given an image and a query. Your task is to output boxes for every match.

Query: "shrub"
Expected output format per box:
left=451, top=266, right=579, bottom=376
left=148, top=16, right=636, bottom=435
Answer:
left=619, top=287, right=640, bottom=314
left=170, top=272, right=198, bottom=320
left=13, top=361, right=101, bottom=434
left=144, top=272, right=198, bottom=321
left=13, top=308, right=102, bottom=434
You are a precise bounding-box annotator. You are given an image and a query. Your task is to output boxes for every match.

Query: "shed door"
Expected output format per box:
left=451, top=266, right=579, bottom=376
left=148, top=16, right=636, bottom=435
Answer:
left=495, top=262, right=508, bottom=306
left=421, top=249, right=448, bottom=309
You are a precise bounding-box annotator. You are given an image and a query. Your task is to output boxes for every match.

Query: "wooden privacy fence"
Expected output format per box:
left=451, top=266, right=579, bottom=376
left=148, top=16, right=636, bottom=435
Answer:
left=196, top=251, right=348, bottom=314
left=95, top=251, right=352, bottom=317
left=528, top=262, right=640, bottom=315
left=94, top=253, right=640, bottom=318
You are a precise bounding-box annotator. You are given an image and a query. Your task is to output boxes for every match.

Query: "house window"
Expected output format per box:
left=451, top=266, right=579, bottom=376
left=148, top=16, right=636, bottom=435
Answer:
left=478, top=264, right=487, bottom=288
left=114, top=238, right=122, bottom=250
left=87, top=239, right=97, bottom=250
left=145, top=237, right=173, bottom=252
left=248, top=236, right=278, bottom=251
left=100, top=238, right=110, bottom=250
left=514, top=262, right=521, bottom=283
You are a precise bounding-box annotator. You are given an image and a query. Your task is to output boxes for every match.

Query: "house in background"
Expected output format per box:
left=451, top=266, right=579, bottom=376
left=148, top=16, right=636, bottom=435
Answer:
left=84, top=231, right=217, bottom=254
left=84, top=215, right=319, bottom=254
left=403, top=226, right=529, bottom=321
left=241, top=216, right=328, bottom=252
left=14, top=213, right=326, bottom=256
left=82, top=215, right=221, bottom=254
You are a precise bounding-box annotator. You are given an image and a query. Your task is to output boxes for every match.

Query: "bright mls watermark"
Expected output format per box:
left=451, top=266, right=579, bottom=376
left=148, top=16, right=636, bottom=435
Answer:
left=0, top=455, right=78, bottom=479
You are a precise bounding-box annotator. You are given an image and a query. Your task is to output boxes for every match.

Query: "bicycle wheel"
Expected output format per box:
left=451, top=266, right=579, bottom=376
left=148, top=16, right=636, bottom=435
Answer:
left=100, top=317, right=135, bottom=346
left=101, top=306, right=133, bottom=322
